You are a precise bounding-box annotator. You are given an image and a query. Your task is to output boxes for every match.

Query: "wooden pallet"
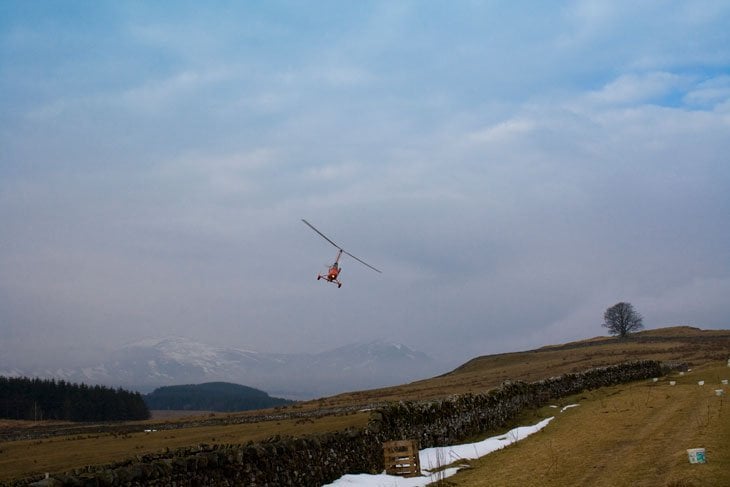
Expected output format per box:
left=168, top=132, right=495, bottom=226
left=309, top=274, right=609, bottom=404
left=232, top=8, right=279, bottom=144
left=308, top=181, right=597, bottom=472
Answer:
left=383, top=439, right=421, bottom=477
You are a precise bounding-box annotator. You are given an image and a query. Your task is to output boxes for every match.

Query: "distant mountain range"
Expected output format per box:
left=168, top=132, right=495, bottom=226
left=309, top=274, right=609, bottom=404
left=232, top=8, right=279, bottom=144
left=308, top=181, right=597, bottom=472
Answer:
left=0, top=337, right=450, bottom=400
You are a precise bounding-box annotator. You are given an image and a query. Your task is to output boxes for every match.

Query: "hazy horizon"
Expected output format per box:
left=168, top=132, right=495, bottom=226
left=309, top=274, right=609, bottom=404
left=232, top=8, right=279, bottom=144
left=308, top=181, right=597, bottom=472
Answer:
left=2, top=2, right=729, bottom=371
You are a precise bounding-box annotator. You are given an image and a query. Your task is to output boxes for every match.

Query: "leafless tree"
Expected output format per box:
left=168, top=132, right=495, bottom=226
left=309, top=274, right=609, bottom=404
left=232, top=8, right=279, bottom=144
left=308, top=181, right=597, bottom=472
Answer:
left=602, top=302, right=644, bottom=337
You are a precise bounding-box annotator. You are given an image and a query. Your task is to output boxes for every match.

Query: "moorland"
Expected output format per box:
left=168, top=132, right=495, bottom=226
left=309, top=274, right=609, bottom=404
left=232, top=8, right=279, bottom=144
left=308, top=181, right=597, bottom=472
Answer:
left=1, top=326, right=728, bottom=485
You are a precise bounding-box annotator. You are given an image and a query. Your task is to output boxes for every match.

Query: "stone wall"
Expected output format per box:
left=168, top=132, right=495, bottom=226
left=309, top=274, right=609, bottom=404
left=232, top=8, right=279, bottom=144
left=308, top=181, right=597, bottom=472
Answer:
left=28, top=431, right=385, bottom=487
left=17, top=360, right=670, bottom=487
left=372, top=359, right=666, bottom=448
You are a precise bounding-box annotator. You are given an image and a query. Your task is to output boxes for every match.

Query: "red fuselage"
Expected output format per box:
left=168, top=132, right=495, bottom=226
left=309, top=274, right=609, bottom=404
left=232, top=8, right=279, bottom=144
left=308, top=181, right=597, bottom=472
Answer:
left=327, top=265, right=340, bottom=281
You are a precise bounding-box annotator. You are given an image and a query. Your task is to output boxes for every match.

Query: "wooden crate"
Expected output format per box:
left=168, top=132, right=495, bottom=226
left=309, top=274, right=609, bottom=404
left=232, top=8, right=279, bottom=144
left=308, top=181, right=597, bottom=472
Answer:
left=383, top=439, right=421, bottom=477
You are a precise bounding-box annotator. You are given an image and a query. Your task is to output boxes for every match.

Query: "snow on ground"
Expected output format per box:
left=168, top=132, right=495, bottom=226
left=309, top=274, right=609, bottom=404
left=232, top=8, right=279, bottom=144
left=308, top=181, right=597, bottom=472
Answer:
left=323, top=416, right=558, bottom=486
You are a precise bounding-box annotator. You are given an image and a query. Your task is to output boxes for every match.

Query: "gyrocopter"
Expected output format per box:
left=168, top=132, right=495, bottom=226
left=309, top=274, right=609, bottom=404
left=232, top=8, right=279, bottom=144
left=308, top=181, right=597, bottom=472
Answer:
left=301, top=219, right=381, bottom=288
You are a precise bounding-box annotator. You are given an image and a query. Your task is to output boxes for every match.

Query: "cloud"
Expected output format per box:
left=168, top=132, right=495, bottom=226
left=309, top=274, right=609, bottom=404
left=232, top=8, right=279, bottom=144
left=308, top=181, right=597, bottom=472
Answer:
left=466, top=119, right=537, bottom=145
left=117, top=69, right=234, bottom=112
left=1, top=2, right=730, bottom=371
left=640, top=277, right=730, bottom=328
left=585, top=72, right=689, bottom=106
left=683, top=75, right=730, bottom=108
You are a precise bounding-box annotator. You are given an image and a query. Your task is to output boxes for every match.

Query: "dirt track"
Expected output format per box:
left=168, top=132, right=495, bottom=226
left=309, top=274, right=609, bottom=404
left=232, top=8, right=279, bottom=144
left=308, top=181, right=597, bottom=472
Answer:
left=452, top=363, right=730, bottom=487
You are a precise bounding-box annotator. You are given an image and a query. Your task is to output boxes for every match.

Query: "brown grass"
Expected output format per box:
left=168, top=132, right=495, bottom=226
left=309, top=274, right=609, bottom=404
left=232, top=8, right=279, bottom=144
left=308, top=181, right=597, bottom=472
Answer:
left=1, top=326, right=728, bottom=482
left=311, top=326, right=730, bottom=409
left=450, top=362, right=730, bottom=487
left=0, top=412, right=370, bottom=481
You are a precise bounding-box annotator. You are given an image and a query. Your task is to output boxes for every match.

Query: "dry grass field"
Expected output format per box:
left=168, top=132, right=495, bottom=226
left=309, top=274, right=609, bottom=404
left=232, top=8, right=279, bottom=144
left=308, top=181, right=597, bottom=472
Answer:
left=1, top=326, right=728, bottom=484
left=450, top=362, right=730, bottom=487
left=316, top=326, right=730, bottom=409
left=0, top=412, right=370, bottom=481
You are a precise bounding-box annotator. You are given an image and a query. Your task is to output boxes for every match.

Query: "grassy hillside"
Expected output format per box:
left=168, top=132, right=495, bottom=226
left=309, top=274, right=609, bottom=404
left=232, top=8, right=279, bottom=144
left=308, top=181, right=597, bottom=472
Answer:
left=313, top=326, right=730, bottom=409
left=1, top=326, right=728, bottom=483
left=451, top=361, right=730, bottom=486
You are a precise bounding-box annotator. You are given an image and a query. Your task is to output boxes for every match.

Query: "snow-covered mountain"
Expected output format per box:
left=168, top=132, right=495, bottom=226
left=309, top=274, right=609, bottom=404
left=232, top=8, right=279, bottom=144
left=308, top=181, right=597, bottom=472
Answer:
left=1, top=337, right=449, bottom=400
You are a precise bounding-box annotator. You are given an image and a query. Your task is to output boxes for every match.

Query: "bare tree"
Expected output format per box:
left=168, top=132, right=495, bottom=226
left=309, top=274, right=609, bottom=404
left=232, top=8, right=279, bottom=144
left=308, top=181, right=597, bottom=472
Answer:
left=602, top=302, right=644, bottom=338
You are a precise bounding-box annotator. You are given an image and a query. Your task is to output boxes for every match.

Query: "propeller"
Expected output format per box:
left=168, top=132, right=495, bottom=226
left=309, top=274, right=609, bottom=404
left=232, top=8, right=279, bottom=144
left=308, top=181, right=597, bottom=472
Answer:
left=302, top=219, right=382, bottom=273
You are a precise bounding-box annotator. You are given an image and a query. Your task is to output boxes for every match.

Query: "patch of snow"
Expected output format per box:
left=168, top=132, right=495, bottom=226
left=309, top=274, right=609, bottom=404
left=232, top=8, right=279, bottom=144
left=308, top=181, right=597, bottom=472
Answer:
left=323, top=417, right=553, bottom=486
left=0, top=369, right=23, bottom=377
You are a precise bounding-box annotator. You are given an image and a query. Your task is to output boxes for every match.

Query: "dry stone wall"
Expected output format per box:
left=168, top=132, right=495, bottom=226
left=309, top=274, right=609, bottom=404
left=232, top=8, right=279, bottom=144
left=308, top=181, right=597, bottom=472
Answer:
left=373, top=359, right=666, bottom=447
left=15, top=360, right=670, bottom=487
left=27, top=431, right=385, bottom=487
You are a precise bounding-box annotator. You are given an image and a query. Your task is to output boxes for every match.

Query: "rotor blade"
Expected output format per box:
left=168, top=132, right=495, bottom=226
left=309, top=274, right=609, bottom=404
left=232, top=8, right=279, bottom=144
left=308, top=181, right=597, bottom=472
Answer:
left=302, top=219, right=342, bottom=250
left=302, top=219, right=382, bottom=273
left=343, top=250, right=382, bottom=273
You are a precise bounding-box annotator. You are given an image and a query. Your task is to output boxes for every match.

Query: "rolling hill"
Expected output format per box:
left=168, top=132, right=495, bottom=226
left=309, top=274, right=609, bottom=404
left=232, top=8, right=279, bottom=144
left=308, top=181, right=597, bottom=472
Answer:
left=307, top=326, right=730, bottom=409
left=143, top=382, right=294, bottom=412
left=1, top=325, right=728, bottom=484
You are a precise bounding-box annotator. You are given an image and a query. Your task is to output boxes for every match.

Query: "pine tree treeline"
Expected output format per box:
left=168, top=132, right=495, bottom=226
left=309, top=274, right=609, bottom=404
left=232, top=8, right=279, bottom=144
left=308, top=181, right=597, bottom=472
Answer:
left=0, top=376, right=150, bottom=422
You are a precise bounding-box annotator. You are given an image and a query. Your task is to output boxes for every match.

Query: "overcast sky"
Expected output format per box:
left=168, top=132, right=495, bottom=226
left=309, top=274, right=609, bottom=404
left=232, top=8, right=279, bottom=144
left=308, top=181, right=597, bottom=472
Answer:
left=2, top=1, right=729, bottom=369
